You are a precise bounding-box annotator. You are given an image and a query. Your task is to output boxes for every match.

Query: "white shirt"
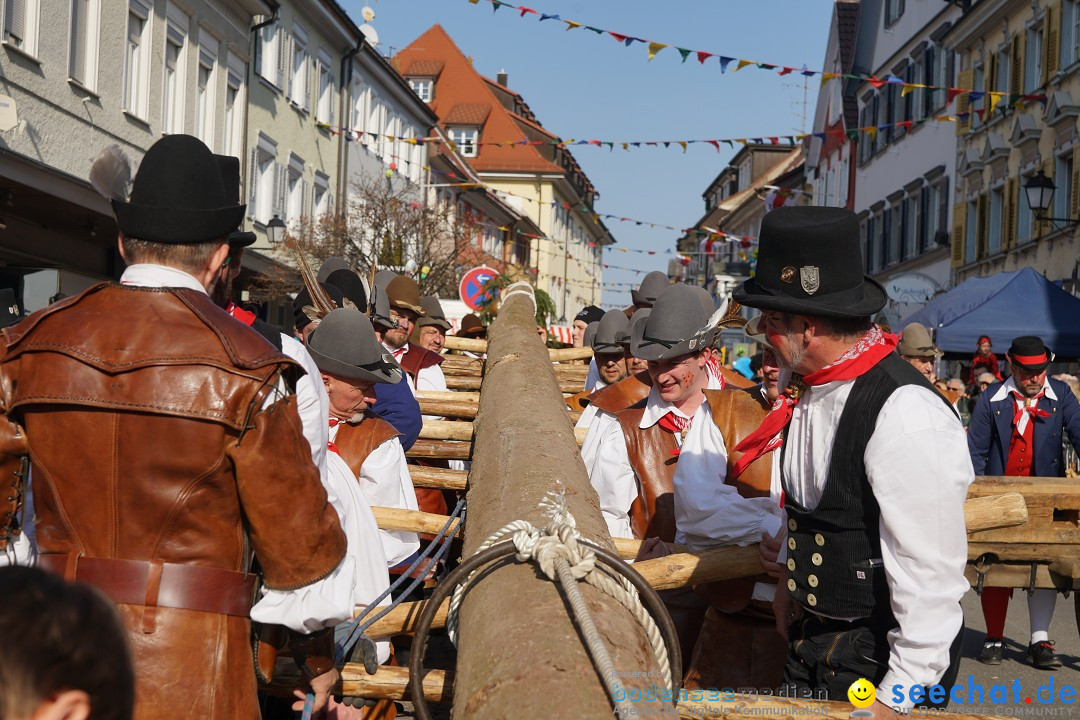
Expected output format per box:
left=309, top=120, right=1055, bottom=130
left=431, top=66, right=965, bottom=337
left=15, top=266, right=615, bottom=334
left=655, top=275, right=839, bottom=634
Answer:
left=773, top=377, right=972, bottom=709
left=122, top=264, right=355, bottom=635
left=586, top=375, right=722, bottom=539
left=584, top=357, right=599, bottom=391
left=256, top=450, right=392, bottom=663
left=574, top=378, right=609, bottom=432
left=329, top=423, right=420, bottom=567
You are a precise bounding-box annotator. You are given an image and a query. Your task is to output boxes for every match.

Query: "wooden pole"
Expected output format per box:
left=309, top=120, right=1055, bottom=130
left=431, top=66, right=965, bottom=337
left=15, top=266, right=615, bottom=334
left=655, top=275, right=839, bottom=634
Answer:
left=417, top=420, right=587, bottom=446
left=456, top=283, right=667, bottom=718
left=409, top=466, right=467, bottom=491
left=405, top=439, right=471, bottom=460
left=444, top=335, right=594, bottom=362
left=370, top=506, right=462, bottom=538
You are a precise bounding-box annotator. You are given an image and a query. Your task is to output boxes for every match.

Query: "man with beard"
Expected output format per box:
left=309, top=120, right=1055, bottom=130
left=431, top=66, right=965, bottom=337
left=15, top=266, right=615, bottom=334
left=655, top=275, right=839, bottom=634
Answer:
left=585, top=285, right=721, bottom=541
left=0, top=136, right=348, bottom=717
left=897, top=323, right=942, bottom=383
left=731, top=207, right=970, bottom=715
left=411, top=297, right=452, bottom=354
left=967, top=336, right=1080, bottom=669
left=378, top=276, right=447, bottom=399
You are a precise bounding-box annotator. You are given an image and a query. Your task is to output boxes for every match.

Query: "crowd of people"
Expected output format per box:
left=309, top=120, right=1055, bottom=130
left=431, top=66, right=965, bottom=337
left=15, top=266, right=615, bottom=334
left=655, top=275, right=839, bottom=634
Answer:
left=1, top=136, right=1078, bottom=719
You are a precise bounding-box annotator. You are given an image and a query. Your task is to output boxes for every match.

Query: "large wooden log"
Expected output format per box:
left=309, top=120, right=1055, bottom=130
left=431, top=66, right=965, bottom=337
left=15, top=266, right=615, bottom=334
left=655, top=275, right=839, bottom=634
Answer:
left=405, top=439, right=471, bottom=460
left=458, top=283, right=667, bottom=718
left=409, top=466, right=468, bottom=491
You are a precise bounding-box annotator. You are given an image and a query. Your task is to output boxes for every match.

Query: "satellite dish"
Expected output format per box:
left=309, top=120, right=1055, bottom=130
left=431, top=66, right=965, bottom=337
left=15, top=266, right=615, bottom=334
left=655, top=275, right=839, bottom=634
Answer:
left=0, top=95, right=17, bottom=133
left=360, top=24, right=379, bottom=48
left=361, top=6, right=375, bottom=22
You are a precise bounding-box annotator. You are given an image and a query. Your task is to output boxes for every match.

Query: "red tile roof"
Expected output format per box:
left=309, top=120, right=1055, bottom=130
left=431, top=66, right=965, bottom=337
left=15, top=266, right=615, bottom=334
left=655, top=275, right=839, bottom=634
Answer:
left=444, top=104, right=492, bottom=125
left=404, top=59, right=445, bottom=77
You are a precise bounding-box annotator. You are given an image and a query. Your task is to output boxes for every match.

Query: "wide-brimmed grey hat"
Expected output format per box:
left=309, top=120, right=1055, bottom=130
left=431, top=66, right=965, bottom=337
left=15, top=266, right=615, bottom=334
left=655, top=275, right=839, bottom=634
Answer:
left=592, top=310, right=629, bottom=353
left=374, top=269, right=398, bottom=292
left=621, top=308, right=650, bottom=351
left=897, top=322, right=943, bottom=358
left=307, top=308, right=402, bottom=385
left=416, top=296, right=451, bottom=331
left=630, top=284, right=710, bottom=361
left=317, top=257, right=352, bottom=283
left=690, top=286, right=716, bottom=318
left=631, top=271, right=669, bottom=307
left=583, top=321, right=600, bottom=349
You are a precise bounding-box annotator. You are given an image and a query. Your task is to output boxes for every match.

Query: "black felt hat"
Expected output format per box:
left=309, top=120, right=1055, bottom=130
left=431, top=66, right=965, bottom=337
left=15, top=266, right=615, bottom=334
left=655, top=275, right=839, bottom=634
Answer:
left=114, top=136, right=246, bottom=244
left=0, top=288, right=22, bottom=328
left=307, top=309, right=403, bottom=385
left=733, top=207, right=887, bottom=318
left=293, top=282, right=346, bottom=330
left=325, top=269, right=369, bottom=312
left=1007, top=336, right=1054, bottom=372
left=214, top=154, right=255, bottom=247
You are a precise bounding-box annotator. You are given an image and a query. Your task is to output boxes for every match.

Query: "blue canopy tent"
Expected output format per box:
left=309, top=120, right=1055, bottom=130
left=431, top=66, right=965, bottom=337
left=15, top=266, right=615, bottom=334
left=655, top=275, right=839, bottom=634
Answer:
left=902, top=268, right=1080, bottom=357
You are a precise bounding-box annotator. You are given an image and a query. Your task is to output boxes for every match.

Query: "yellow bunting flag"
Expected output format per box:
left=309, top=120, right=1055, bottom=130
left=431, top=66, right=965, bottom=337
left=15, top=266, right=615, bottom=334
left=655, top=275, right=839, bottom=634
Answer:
left=864, top=126, right=878, bottom=139
left=988, top=92, right=1003, bottom=112
left=735, top=59, right=754, bottom=72
left=648, top=42, right=668, bottom=61
left=622, top=143, right=629, bottom=151
left=565, top=20, right=580, bottom=30
left=677, top=141, right=687, bottom=153
left=901, top=84, right=915, bottom=97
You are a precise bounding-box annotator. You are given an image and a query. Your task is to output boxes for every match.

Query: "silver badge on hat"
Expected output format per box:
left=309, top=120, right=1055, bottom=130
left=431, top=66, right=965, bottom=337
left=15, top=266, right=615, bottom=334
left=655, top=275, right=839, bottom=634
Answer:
left=800, top=266, right=820, bottom=295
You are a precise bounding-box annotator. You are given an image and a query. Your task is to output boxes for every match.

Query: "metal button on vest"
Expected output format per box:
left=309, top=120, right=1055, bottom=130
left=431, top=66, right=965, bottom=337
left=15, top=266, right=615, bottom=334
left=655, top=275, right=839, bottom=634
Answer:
left=811, top=552, right=823, bottom=566
left=807, top=593, right=817, bottom=607
left=814, top=533, right=825, bottom=546
left=788, top=518, right=797, bottom=532
left=788, top=537, right=796, bottom=551
left=787, top=578, right=796, bottom=592
left=808, top=574, right=819, bottom=588
left=787, top=558, right=796, bottom=571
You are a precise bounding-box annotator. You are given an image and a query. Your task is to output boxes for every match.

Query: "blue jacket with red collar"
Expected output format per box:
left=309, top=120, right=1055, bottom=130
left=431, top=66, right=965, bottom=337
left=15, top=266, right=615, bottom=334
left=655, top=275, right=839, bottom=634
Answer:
left=967, top=377, right=1080, bottom=477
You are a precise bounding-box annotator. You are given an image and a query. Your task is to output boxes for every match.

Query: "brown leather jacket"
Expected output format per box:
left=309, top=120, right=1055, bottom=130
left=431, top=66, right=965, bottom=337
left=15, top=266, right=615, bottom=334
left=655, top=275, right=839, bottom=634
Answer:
left=333, top=415, right=402, bottom=478
left=0, top=283, right=346, bottom=720
left=590, top=371, right=652, bottom=414
left=615, top=404, right=678, bottom=542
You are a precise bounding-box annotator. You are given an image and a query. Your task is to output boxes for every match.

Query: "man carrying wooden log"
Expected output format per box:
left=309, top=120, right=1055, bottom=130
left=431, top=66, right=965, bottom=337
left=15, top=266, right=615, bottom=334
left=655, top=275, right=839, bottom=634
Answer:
left=967, top=335, right=1080, bottom=669
left=0, top=136, right=350, bottom=717
left=585, top=284, right=722, bottom=542
left=672, top=315, right=787, bottom=691
left=732, top=207, right=970, bottom=714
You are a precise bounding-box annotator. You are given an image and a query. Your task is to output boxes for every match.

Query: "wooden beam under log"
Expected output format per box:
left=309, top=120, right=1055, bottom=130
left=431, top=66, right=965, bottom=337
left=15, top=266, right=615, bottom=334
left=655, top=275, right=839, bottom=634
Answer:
left=406, top=439, right=471, bottom=460
left=443, top=335, right=594, bottom=362
left=409, top=466, right=467, bottom=491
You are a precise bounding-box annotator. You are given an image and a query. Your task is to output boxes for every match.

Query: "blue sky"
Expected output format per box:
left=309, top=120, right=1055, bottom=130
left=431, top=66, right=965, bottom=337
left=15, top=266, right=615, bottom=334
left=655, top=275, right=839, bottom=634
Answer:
left=347, top=0, right=833, bottom=308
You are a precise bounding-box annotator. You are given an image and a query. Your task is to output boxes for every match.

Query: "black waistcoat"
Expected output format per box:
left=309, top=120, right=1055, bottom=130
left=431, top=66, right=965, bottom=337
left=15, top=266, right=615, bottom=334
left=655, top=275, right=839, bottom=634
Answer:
left=780, top=352, right=953, bottom=620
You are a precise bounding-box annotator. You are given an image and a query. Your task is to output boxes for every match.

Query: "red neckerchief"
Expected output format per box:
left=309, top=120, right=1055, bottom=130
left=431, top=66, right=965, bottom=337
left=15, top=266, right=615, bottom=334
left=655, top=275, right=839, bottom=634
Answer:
left=730, top=325, right=899, bottom=479
left=1011, top=390, right=1050, bottom=436
left=705, top=355, right=726, bottom=388
left=656, top=411, right=692, bottom=456
left=327, top=417, right=340, bottom=455
left=225, top=301, right=257, bottom=327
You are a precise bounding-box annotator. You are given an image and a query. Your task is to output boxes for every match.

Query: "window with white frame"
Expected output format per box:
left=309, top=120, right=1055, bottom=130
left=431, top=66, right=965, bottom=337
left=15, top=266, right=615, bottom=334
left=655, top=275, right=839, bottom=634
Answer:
left=162, top=6, right=187, bottom=135
left=996, top=46, right=1010, bottom=95
left=124, top=0, right=151, bottom=118
left=290, top=24, right=308, bottom=109
left=988, top=186, right=1003, bottom=255
left=249, top=133, right=277, bottom=224
left=884, top=0, right=904, bottom=26
left=312, top=171, right=330, bottom=218
left=1025, top=25, right=1043, bottom=93
left=69, top=0, right=99, bottom=90
left=737, top=158, right=751, bottom=190
left=365, top=91, right=382, bottom=150
left=1055, top=153, right=1073, bottom=222
left=4, top=0, right=39, bottom=55
left=351, top=75, right=366, bottom=130
left=889, top=202, right=902, bottom=263
left=316, top=50, right=333, bottom=124
left=286, top=154, right=305, bottom=222
left=256, top=21, right=279, bottom=86
left=223, top=53, right=245, bottom=159
left=451, top=126, right=479, bottom=157
left=904, top=194, right=918, bottom=259
left=197, top=46, right=216, bottom=149
left=1065, top=0, right=1080, bottom=69
left=409, top=77, right=433, bottom=102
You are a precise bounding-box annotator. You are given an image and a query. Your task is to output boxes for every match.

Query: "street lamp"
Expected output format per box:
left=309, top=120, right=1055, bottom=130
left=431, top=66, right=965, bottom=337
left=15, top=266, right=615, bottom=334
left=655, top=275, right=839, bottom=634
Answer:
left=266, top=214, right=286, bottom=245
left=1024, top=171, right=1079, bottom=230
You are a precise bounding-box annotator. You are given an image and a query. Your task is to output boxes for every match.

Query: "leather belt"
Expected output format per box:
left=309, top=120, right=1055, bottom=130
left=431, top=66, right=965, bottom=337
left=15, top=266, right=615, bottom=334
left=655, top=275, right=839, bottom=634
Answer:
left=39, top=554, right=256, bottom=617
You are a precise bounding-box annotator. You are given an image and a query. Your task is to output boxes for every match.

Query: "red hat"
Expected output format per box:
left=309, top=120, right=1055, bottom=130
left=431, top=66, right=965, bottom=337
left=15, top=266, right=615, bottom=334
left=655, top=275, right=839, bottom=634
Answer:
left=977, top=335, right=992, bottom=346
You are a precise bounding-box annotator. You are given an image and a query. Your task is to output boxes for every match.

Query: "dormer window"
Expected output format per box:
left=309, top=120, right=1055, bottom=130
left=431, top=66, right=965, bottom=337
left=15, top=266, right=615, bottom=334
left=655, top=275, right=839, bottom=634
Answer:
left=409, top=77, right=434, bottom=102
left=449, top=126, right=479, bottom=157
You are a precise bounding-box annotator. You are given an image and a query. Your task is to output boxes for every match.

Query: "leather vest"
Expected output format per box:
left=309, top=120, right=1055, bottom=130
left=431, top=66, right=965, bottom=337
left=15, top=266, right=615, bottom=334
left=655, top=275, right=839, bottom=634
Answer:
left=0, top=283, right=346, bottom=719
left=398, top=343, right=444, bottom=390
left=333, top=415, right=402, bottom=479
left=566, top=387, right=593, bottom=411
left=590, top=371, right=652, bottom=414
left=696, top=386, right=775, bottom=614
left=615, top=404, right=678, bottom=542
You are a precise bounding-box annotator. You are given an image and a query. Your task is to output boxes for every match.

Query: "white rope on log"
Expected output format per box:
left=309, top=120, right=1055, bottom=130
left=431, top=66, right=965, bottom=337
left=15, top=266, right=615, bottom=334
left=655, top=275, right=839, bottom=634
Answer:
left=446, top=489, right=672, bottom=717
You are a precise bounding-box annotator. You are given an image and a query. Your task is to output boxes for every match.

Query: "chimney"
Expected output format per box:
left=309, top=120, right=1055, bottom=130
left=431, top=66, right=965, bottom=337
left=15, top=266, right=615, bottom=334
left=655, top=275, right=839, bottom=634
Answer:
left=497, top=69, right=508, bottom=87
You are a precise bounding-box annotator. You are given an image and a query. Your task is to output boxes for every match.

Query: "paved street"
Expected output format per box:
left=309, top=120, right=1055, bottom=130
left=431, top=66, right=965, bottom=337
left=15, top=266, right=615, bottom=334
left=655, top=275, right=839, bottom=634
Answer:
left=952, top=590, right=1080, bottom=715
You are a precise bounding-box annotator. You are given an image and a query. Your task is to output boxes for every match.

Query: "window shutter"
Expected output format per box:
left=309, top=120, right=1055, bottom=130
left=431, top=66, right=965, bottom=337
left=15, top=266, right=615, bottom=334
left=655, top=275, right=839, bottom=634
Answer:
left=305, top=55, right=312, bottom=111
left=1005, top=178, right=1016, bottom=250
left=277, top=27, right=288, bottom=90
left=329, top=74, right=335, bottom=125
left=1072, top=146, right=1080, bottom=219
left=273, top=164, right=285, bottom=218
left=956, top=68, right=973, bottom=134
left=301, top=179, right=309, bottom=218
left=951, top=202, right=966, bottom=267
left=976, top=194, right=989, bottom=259
left=1045, top=4, right=1060, bottom=83
left=248, top=148, right=258, bottom=216
left=70, top=0, right=87, bottom=83
left=1011, top=34, right=1025, bottom=99
left=5, top=0, right=26, bottom=41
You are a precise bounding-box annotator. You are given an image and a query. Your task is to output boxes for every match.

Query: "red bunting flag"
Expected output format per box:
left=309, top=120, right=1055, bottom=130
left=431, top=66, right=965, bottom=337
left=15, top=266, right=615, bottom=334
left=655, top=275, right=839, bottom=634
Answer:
left=706, top=139, right=720, bottom=152
left=946, top=87, right=964, bottom=105
left=518, top=6, right=537, bottom=16
left=867, top=75, right=886, bottom=89
left=697, top=51, right=713, bottom=64
left=778, top=67, right=794, bottom=76
left=609, top=31, right=629, bottom=43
